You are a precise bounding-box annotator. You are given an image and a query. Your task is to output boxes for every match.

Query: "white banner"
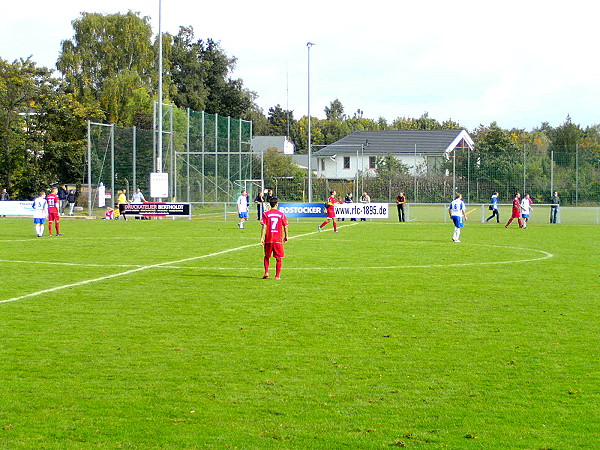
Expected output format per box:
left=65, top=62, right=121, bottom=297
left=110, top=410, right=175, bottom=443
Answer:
left=334, top=202, right=389, bottom=219
left=150, top=172, right=169, bottom=198
left=0, top=201, right=36, bottom=216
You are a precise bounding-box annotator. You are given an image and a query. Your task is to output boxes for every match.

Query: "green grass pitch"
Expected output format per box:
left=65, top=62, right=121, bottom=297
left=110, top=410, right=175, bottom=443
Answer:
left=0, top=217, right=598, bottom=448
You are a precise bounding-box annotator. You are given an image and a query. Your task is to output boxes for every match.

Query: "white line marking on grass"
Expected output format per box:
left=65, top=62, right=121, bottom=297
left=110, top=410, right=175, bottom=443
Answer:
left=155, top=244, right=553, bottom=271
left=0, top=222, right=358, bottom=304
left=0, top=259, right=144, bottom=268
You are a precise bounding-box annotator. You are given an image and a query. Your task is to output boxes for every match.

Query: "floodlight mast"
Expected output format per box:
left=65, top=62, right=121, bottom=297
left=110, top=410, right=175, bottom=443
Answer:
left=157, top=0, right=163, bottom=176
left=307, top=42, right=315, bottom=202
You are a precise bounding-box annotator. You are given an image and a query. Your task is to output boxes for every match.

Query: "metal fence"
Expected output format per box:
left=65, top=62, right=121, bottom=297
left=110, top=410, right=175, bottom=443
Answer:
left=86, top=105, right=253, bottom=214
left=269, top=146, right=600, bottom=206
left=86, top=121, right=599, bottom=214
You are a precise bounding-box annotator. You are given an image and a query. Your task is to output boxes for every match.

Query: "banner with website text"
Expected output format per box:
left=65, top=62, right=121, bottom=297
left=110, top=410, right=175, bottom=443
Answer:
left=278, top=202, right=388, bottom=219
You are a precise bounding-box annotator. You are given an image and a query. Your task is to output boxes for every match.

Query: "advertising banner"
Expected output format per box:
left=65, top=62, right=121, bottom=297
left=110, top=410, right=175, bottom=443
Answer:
left=122, top=202, right=190, bottom=217
left=0, top=201, right=35, bottom=216
left=334, top=203, right=389, bottom=219
left=277, top=202, right=389, bottom=219
left=150, top=172, right=169, bottom=198
left=278, top=203, right=326, bottom=218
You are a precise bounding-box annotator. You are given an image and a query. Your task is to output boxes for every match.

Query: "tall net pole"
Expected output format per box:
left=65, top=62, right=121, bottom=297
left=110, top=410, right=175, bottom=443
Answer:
left=157, top=0, right=163, bottom=178
left=307, top=42, right=315, bottom=202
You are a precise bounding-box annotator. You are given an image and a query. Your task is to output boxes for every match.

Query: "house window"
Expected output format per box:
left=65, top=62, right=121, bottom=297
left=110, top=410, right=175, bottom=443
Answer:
left=320, top=159, right=325, bottom=171
left=369, top=156, right=376, bottom=169
left=343, top=156, right=350, bottom=169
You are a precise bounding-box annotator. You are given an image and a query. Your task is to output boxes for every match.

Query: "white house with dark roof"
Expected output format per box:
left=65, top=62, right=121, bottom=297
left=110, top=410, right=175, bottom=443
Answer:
left=313, top=129, right=474, bottom=179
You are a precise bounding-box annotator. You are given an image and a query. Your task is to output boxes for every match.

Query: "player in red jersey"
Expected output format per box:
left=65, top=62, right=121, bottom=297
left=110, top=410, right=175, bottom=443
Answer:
left=318, top=190, right=342, bottom=232
left=46, top=187, right=62, bottom=236
left=505, top=192, right=523, bottom=228
left=260, top=197, right=289, bottom=280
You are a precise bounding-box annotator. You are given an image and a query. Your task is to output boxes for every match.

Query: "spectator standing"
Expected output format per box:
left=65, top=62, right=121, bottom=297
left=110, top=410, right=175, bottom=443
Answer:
left=395, top=192, right=406, bottom=222
left=505, top=193, right=523, bottom=228
left=359, top=192, right=371, bottom=221
left=486, top=192, right=500, bottom=223
left=550, top=191, right=560, bottom=224
left=342, top=192, right=356, bottom=221
left=131, top=188, right=146, bottom=204
left=58, top=185, right=68, bottom=214
left=130, top=188, right=147, bottom=220
left=254, top=190, right=265, bottom=220
left=0, top=188, right=9, bottom=217
left=67, top=189, right=76, bottom=216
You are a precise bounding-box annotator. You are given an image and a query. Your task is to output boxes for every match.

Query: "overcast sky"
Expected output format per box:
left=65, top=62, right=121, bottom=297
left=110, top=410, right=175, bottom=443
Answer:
left=2, top=0, right=598, bottom=131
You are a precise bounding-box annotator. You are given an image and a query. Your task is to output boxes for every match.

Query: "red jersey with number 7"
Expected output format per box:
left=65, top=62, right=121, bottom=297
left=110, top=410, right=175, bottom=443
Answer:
left=261, top=209, right=288, bottom=243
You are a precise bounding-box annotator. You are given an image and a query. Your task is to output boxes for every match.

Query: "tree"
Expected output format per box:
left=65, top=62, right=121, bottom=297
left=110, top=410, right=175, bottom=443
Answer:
left=324, top=99, right=345, bottom=122
left=470, top=122, right=523, bottom=188
left=189, top=37, right=254, bottom=118
left=254, top=148, right=306, bottom=200
left=547, top=115, right=583, bottom=165
left=0, top=58, right=37, bottom=188
left=375, top=154, right=410, bottom=180
left=267, top=104, right=295, bottom=136
left=57, top=11, right=160, bottom=125
left=0, top=57, right=103, bottom=198
left=170, top=26, right=211, bottom=112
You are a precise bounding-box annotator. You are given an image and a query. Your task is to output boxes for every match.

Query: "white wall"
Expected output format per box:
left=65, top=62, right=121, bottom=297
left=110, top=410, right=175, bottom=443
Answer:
left=316, top=154, right=429, bottom=179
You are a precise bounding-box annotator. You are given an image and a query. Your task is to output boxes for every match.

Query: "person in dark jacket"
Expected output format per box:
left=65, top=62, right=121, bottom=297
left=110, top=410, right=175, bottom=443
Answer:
left=550, top=191, right=560, bottom=224
left=67, top=189, right=77, bottom=216
left=58, top=185, right=68, bottom=214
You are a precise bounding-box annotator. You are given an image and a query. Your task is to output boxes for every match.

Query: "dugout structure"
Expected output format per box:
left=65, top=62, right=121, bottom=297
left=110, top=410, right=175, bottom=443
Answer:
left=86, top=105, right=254, bottom=215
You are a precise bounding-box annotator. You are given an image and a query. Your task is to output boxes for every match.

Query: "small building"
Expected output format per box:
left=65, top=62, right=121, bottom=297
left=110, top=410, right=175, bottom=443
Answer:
left=313, top=130, right=474, bottom=179
left=252, top=136, right=295, bottom=155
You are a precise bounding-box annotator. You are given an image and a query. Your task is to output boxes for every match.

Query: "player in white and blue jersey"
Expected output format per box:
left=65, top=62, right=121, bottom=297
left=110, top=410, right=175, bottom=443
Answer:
left=520, top=193, right=533, bottom=228
left=32, top=191, right=48, bottom=237
left=448, top=193, right=467, bottom=243
left=237, top=190, right=249, bottom=229
left=486, top=192, right=500, bottom=223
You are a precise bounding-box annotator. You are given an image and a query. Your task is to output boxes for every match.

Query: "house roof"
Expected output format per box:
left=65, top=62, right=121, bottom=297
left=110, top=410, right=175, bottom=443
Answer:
left=252, top=136, right=293, bottom=153
left=313, top=130, right=474, bottom=157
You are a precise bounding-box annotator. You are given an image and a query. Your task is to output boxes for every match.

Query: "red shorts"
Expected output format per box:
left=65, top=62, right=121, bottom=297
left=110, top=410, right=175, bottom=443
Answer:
left=264, top=242, right=285, bottom=259
left=48, top=211, right=60, bottom=222
left=511, top=210, right=521, bottom=218
left=326, top=209, right=336, bottom=219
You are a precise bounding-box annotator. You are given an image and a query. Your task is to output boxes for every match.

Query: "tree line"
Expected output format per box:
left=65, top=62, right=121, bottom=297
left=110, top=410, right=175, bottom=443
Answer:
left=1, top=11, right=599, bottom=199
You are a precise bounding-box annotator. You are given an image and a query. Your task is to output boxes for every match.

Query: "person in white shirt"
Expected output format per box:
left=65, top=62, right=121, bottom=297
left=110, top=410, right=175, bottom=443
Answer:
left=520, top=194, right=533, bottom=228
left=359, top=192, right=371, bottom=221
left=237, top=190, right=249, bottom=229
left=32, top=191, right=48, bottom=237
left=131, top=188, right=146, bottom=204
left=448, top=193, right=467, bottom=243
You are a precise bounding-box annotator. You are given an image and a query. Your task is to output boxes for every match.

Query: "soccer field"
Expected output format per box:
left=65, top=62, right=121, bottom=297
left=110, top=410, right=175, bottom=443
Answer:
left=0, top=218, right=598, bottom=448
